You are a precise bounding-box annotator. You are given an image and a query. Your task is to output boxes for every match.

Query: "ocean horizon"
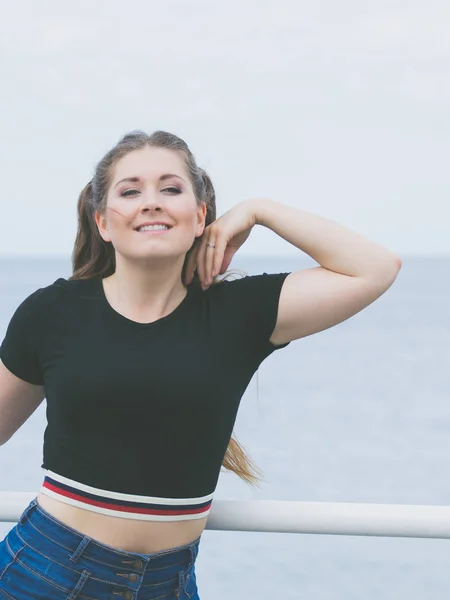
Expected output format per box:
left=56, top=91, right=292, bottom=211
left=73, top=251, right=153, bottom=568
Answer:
left=0, top=255, right=449, bottom=599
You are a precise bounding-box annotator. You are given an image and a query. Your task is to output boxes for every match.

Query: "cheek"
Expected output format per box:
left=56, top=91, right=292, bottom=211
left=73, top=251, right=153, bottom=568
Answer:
left=176, top=202, right=202, bottom=226
left=106, top=202, right=136, bottom=226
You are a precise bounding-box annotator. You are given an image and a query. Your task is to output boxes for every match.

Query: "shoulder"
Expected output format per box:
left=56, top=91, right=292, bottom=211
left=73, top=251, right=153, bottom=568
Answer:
left=201, top=271, right=291, bottom=352
left=13, top=279, right=65, bottom=315
left=12, top=277, right=99, bottom=319
left=50, top=277, right=100, bottom=299
left=209, top=272, right=290, bottom=300
left=205, top=271, right=290, bottom=323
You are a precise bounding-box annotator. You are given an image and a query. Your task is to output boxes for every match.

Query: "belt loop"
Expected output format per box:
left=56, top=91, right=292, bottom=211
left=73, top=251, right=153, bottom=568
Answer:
left=177, top=569, right=185, bottom=598
left=189, top=542, right=198, bottom=565
left=69, top=536, right=91, bottom=563
left=18, top=498, right=38, bottom=524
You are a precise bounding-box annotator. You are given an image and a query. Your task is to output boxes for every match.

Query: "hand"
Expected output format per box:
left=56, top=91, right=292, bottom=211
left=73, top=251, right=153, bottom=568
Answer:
left=185, top=200, right=257, bottom=288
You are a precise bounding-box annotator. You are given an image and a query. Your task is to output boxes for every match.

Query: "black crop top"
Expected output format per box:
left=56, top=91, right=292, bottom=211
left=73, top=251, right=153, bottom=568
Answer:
left=0, top=273, right=290, bottom=521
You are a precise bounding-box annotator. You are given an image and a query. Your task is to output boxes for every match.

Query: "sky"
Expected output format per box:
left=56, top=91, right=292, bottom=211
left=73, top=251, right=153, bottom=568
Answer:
left=0, top=0, right=449, bottom=257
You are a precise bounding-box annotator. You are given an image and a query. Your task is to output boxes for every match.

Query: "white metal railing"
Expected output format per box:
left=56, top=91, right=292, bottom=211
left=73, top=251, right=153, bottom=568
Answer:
left=1, top=493, right=450, bottom=539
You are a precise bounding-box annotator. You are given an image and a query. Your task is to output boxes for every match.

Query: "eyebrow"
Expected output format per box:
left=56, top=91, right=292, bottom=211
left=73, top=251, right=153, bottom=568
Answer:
left=114, top=174, right=186, bottom=188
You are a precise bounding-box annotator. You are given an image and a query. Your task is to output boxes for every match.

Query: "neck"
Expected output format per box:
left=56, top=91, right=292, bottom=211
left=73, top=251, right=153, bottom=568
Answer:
left=103, top=255, right=188, bottom=323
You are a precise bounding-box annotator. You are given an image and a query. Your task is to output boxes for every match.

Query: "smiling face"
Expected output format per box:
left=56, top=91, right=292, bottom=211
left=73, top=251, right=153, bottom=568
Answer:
left=95, top=146, right=207, bottom=263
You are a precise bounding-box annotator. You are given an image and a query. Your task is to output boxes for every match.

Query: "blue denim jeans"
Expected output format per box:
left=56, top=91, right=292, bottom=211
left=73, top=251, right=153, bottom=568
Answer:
left=0, top=497, right=200, bottom=599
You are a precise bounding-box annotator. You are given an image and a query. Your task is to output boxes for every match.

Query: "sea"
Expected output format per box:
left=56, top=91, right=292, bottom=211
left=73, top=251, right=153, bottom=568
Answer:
left=0, top=255, right=449, bottom=600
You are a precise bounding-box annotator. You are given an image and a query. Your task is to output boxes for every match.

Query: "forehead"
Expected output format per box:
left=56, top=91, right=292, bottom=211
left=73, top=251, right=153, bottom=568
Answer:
left=112, top=146, right=188, bottom=183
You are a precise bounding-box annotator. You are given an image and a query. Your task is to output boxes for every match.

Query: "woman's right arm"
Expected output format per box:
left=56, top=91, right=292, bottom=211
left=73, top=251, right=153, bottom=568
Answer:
left=0, top=359, right=45, bottom=445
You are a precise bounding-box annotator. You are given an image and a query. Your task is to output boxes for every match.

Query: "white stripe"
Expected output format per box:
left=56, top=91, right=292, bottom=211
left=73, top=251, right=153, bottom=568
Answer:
left=40, top=487, right=211, bottom=522
left=43, top=470, right=215, bottom=506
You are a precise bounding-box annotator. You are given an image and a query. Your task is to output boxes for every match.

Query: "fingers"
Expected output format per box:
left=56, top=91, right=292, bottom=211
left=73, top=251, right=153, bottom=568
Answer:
left=203, top=240, right=228, bottom=289
left=189, top=224, right=230, bottom=289
left=219, top=249, right=233, bottom=275
left=213, top=239, right=228, bottom=278
left=204, top=237, right=216, bottom=286
left=194, top=226, right=225, bottom=289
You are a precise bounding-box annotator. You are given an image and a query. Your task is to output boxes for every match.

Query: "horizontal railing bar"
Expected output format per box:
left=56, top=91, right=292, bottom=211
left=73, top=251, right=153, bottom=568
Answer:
left=1, top=493, right=450, bottom=539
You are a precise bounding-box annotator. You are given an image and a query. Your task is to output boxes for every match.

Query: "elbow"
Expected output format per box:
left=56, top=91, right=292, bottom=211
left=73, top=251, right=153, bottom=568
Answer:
left=387, top=252, right=403, bottom=281
left=0, top=425, right=15, bottom=447
left=369, top=252, right=402, bottom=291
left=0, top=431, right=10, bottom=446
left=358, top=248, right=402, bottom=289
left=391, top=252, right=403, bottom=271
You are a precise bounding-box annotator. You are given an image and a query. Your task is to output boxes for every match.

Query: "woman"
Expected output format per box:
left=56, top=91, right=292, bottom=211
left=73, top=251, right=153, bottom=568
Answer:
left=0, top=130, right=401, bottom=599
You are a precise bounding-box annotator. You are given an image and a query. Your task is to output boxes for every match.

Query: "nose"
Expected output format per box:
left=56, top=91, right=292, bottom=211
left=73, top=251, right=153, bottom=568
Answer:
left=139, top=190, right=163, bottom=213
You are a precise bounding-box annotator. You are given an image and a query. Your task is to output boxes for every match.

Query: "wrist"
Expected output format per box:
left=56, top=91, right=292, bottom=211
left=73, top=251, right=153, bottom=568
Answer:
left=245, top=198, right=277, bottom=227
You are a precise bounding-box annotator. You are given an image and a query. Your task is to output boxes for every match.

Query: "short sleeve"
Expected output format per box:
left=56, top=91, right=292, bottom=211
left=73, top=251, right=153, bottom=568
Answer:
left=218, top=272, right=291, bottom=359
left=0, top=289, right=45, bottom=385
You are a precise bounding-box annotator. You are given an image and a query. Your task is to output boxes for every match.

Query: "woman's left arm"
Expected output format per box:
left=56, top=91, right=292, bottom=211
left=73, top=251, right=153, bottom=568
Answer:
left=187, top=198, right=402, bottom=344
left=249, top=198, right=402, bottom=344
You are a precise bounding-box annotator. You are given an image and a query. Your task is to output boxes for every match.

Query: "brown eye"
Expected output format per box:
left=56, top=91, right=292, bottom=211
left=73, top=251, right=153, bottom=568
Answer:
left=163, top=186, right=182, bottom=194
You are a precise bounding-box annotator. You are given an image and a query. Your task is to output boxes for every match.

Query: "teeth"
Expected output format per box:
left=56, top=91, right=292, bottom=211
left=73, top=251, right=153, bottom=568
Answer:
left=138, top=225, right=169, bottom=232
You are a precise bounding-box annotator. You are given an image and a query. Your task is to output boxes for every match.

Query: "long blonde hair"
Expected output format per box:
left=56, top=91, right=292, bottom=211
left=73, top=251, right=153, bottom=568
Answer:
left=70, top=130, right=261, bottom=486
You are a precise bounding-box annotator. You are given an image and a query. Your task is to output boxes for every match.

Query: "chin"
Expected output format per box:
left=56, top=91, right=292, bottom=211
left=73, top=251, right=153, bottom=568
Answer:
left=119, top=247, right=190, bottom=263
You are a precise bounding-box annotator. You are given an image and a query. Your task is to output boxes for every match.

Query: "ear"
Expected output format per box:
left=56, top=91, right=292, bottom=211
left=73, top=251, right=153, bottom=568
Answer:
left=95, top=211, right=112, bottom=243
left=195, top=202, right=207, bottom=238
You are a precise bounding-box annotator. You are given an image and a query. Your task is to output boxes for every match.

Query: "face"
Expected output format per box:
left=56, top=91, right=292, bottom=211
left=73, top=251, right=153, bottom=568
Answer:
left=96, top=146, right=206, bottom=263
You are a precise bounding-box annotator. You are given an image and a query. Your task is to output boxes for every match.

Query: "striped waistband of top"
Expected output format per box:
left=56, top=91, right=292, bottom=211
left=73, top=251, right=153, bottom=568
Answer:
left=40, top=470, right=214, bottom=522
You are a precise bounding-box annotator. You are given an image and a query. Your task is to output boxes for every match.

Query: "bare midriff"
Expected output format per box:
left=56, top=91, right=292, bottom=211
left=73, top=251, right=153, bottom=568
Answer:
left=37, top=493, right=208, bottom=554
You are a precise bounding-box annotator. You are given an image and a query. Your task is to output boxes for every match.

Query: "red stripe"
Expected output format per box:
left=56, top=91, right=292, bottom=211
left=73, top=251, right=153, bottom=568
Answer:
left=42, top=482, right=211, bottom=516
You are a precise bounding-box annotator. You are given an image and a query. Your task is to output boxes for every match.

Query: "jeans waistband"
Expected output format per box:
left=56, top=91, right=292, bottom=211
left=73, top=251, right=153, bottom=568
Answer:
left=16, top=497, right=200, bottom=573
